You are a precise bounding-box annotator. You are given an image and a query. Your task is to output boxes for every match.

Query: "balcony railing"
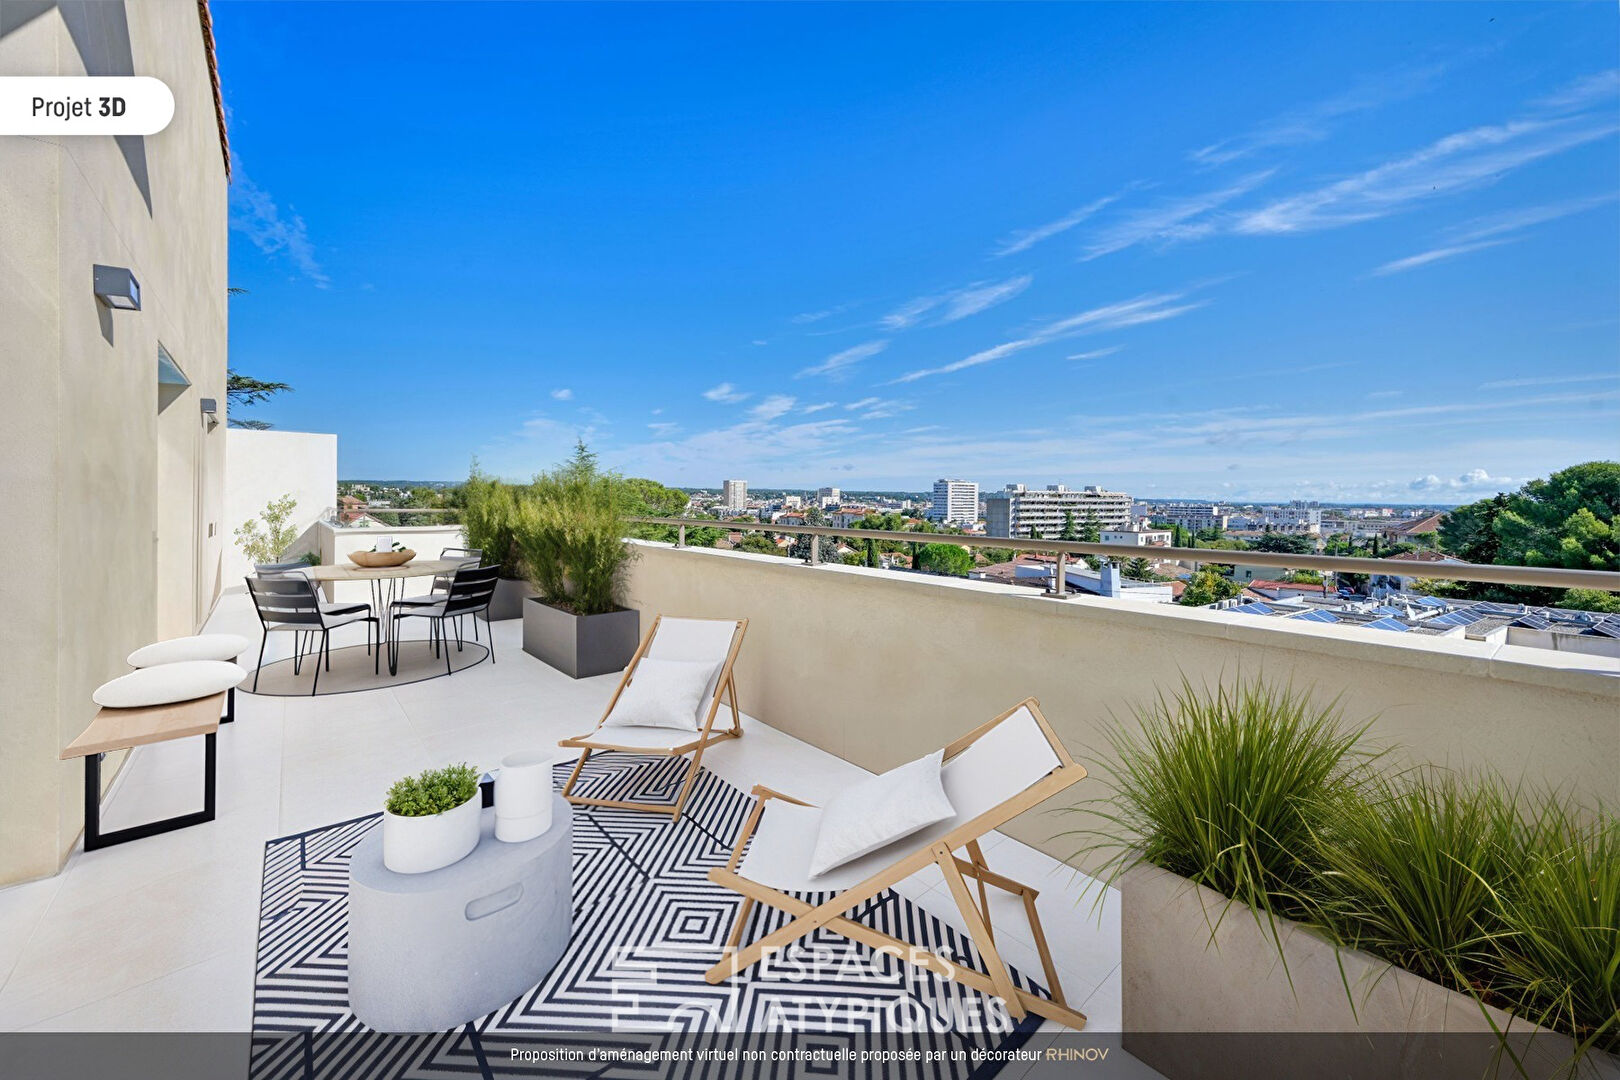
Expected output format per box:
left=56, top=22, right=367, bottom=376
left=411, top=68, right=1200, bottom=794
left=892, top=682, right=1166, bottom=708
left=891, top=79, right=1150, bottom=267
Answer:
left=627, top=515, right=1620, bottom=594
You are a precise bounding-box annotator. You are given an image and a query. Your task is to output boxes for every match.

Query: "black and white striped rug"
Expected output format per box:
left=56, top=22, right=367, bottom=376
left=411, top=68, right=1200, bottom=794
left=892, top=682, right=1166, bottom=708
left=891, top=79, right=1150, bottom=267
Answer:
left=252, top=756, right=1048, bottom=1079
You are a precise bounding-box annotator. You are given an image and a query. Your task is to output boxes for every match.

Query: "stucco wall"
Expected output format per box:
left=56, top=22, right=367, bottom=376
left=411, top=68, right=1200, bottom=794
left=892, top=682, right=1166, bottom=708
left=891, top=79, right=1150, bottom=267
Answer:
left=622, top=543, right=1620, bottom=864
left=0, top=2, right=230, bottom=884
left=223, top=429, right=338, bottom=586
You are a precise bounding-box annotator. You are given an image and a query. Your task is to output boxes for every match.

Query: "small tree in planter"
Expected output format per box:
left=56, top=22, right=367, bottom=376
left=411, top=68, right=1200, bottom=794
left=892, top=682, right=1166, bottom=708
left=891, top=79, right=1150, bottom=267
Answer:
left=460, top=464, right=532, bottom=619
left=235, top=493, right=300, bottom=565
left=516, top=442, right=641, bottom=678
left=382, top=763, right=482, bottom=874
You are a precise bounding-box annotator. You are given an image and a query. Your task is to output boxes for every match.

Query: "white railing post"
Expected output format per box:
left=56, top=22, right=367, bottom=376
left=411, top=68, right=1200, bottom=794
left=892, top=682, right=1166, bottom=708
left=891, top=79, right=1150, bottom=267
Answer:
left=809, top=534, right=820, bottom=566
left=677, top=523, right=686, bottom=548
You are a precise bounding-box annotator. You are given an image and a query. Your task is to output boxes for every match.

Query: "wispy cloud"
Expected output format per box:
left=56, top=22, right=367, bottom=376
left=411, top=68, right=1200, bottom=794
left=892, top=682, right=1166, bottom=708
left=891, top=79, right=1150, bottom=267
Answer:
left=749, top=394, right=797, bottom=421
left=993, top=191, right=1129, bottom=256
left=1371, top=238, right=1516, bottom=276
left=790, top=303, right=855, bottom=325
left=550, top=388, right=573, bottom=401
left=1533, top=68, right=1620, bottom=113
left=880, top=276, right=1032, bottom=331
left=1479, top=372, right=1619, bottom=390
left=229, top=163, right=329, bottom=288
left=1371, top=193, right=1616, bottom=275
left=802, top=401, right=838, bottom=413
left=891, top=291, right=1207, bottom=383
left=1189, top=65, right=1444, bottom=167
left=1068, top=346, right=1122, bottom=361
left=1236, top=116, right=1619, bottom=235
left=1409, top=468, right=1518, bottom=493
left=844, top=397, right=881, bottom=410
left=703, top=382, right=750, bottom=403
left=1083, top=172, right=1274, bottom=259
left=647, top=421, right=680, bottom=436
left=797, top=340, right=887, bottom=379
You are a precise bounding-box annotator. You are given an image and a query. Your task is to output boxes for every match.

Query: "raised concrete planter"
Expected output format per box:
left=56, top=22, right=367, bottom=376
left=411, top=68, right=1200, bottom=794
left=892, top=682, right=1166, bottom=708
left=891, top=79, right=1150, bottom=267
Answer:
left=487, top=577, right=536, bottom=622
left=1121, top=864, right=1614, bottom=1080
left=521, top=598, right=639, bottom=679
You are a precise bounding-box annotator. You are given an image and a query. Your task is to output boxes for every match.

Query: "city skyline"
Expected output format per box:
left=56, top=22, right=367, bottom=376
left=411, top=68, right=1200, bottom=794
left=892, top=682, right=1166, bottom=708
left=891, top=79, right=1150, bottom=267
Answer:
left=220, top=4, right=1619, bottom=500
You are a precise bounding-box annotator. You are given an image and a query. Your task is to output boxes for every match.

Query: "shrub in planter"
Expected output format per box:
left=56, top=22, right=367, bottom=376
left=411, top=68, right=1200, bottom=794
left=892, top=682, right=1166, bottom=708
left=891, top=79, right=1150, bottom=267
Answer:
left=515, top=441, right=636, bottom=617
left=460, top=464, right=523, bottom=579
left=382, top=763, right=482, bottom=874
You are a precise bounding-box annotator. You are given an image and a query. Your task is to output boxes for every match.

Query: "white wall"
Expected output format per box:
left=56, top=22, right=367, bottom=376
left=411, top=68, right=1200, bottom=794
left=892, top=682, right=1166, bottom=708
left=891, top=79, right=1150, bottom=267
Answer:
left=224, top=428, right=337, bottom=587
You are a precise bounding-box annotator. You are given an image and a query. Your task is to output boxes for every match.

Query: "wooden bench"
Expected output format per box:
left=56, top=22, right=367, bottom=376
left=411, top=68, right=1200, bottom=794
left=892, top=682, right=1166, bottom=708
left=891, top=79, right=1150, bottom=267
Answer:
left=61, top=693, right=223, bottom=851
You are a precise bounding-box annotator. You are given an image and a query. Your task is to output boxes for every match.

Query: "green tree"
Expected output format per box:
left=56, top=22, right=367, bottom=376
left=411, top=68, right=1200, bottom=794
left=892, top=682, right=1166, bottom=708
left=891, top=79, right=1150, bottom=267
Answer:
left=1249, top=532, right=1314, bottom=555
left=733, top=531, right=783, bottom=556
left=1555, top=588, right=1620, bottom=614
left=1180, top=570, right=1243, bottom=607
left=1122, top=557, right=1159, bottom=581
left=234, top=493, right=300, bottom=564
left=225, top=371, right=293, bottom=430
left=916, top=543, right=974, bottom=577
left=1079, top=511, right=1102, bottom=544
left=1060, top=511, right=1079, bottom=541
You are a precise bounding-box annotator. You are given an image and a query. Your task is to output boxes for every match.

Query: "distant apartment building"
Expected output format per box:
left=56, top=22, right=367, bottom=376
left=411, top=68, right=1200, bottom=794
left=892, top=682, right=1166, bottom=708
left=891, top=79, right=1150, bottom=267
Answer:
left=816, top=486, right=841, bottom=508
left=983, top=484, right=1132, bottom=539
left=1264, top=501, right=1323, bottom=534
left=722, top=479, right=748, bottom=513
left=1100, top=525, right=1173, bottom=547
left=929, top=479, right=979, bottom=526
left=1156, top=503, right=1229, bottom=533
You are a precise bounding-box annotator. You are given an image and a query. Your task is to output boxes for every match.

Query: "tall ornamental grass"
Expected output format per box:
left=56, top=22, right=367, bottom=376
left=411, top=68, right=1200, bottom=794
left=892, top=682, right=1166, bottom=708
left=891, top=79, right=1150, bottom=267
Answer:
left=513, top=442, right=635, bottom=616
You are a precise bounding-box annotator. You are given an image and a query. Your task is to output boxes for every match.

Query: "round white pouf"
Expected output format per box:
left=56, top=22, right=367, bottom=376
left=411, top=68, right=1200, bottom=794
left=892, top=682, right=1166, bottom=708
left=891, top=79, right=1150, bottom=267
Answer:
left=93, top=661, right=247, bottom=709
left=127, top=634, right=249, bottom=668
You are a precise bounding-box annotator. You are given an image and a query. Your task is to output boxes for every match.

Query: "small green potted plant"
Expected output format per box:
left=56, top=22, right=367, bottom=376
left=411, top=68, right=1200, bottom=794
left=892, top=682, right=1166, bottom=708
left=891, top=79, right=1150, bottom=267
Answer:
left=381, top=763, right=482, bottom=874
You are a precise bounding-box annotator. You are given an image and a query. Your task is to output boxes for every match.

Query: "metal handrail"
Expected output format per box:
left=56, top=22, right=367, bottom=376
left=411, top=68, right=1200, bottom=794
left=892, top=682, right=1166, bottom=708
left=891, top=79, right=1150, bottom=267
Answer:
left=626, top=516, right=1620, bottom=592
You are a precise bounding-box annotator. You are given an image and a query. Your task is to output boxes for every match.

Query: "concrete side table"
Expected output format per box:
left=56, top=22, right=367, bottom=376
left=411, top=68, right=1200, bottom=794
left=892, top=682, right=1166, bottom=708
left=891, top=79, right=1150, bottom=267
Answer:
left=348, top=795, right=573, bottom=1032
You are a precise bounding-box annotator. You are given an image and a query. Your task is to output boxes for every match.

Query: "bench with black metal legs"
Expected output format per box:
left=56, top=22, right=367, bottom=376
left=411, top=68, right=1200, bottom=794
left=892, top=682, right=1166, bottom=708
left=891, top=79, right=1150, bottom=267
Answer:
left=245, top=574, right=379, bottom=695
left=61, top=693, right=224, bottom=851
left=387, top=564, right=501, bottom=677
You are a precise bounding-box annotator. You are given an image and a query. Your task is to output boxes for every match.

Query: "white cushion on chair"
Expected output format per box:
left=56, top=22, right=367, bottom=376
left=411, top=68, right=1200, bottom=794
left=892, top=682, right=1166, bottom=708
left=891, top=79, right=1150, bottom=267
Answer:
left=93, top=660, right=246, bottom=708
left=602, top=657, right=720, bottom=731
left=127, top=634, right=249, bottom=667
left=807, top=749, right=955, bottom=879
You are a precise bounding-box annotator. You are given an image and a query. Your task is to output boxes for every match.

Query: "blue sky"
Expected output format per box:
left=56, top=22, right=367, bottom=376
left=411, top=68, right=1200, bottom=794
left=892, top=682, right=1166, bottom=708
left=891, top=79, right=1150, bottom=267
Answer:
left=216, top=2, right=1618, bottom=501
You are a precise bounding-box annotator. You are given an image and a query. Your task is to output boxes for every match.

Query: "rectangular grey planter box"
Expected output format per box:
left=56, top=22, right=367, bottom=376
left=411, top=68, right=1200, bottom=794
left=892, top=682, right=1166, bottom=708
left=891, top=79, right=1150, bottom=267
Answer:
left=521, top=599, right=639, bottom=679
left=486, top=577, right=536, bottom=622
left=1120, top=864, right=1613, bottom=1080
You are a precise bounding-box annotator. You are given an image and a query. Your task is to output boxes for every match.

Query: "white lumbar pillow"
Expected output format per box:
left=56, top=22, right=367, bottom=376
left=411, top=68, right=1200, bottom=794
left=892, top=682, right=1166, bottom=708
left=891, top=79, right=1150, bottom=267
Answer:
left=808, top=749, right=956, bottom=879
left=602, top=658, right=720, bottom=731
left=127, top=633, right=250, bottom=667
left=93, top=660, right=246, bottom=708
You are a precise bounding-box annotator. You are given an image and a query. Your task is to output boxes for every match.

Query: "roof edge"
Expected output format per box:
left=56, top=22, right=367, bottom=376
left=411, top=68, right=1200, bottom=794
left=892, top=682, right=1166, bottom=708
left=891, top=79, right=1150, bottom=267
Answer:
left=196, top=0, right=230, bottom=179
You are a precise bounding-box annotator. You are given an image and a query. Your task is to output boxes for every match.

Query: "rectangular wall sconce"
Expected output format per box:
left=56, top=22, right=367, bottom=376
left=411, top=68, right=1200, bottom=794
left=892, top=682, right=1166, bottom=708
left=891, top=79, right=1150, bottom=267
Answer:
left=200, top=397, right=219, bottom=430
left=93, top=264, right=141, bottom=310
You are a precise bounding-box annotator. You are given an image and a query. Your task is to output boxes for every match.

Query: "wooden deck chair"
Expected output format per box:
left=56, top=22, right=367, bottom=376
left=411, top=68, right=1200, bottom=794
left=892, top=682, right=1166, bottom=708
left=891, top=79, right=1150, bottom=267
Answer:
left=704, top=697, right=1089, bottom=1029
left=558, top=616, right=748, bottom=820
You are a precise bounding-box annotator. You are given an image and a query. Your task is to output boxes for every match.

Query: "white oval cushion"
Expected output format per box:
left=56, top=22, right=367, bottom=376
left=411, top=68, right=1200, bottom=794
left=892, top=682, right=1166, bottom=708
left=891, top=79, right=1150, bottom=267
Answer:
left=602, top=657, right=720, bottom=731
left=93, top=661, right=246, bottom=708
left=127, top=634, right=249, bottom=667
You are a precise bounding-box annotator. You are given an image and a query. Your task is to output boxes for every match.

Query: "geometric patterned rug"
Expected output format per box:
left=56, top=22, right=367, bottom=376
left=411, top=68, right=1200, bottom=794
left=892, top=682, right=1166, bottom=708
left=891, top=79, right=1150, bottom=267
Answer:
left=251, top=756, right=1049, bottom=1079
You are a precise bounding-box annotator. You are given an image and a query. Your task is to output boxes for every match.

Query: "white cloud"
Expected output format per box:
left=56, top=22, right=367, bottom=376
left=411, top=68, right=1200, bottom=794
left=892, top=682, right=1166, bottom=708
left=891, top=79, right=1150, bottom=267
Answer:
left=1083, top=172, right=1274, bottom=259
left=550, top=388, right=573, bottom=401
left=1370, top=238, right=1516, bottom=276
left=844, top=397, right=881, bottom=410
left=1189, top=65, right=1444, bottom=167
left=703, top=382, right=750, bottom=403
left=891, top=291, right=1207, bottom=383
left=1533, top=69, right=1620, bottom=113
left=229, top=163, right=330, bottom=288
left=880, top=276, right=1031, bottom=331
left=1236, top=116, right=1619, bottom=235
left=1479, top=372, right=1619, bottom=390
left=1408, top=468, right=1517, bottom=493
left=647, top=421, right=680, bottom=436
left=797, top=340, right=887, bottom=379
left=802, top=401, right=838, bottom=413
left=993, top=192, right=1129, bottom=256
left=1068, top=346, right=1122, bottom=361
left=749, top=394, right=797, bottom=421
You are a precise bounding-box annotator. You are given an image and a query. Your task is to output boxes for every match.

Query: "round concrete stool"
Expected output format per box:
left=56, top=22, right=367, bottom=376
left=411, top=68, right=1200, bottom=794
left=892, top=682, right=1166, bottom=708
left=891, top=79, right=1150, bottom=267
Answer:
left=128, top=635, right=249, bottom=723
left=347, top=796, right=573, bottom=1033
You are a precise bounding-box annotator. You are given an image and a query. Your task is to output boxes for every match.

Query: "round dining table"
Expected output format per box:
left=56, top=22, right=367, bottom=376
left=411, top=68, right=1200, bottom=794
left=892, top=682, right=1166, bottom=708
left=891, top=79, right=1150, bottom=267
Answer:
left=305, top=557, right=467, bottom=644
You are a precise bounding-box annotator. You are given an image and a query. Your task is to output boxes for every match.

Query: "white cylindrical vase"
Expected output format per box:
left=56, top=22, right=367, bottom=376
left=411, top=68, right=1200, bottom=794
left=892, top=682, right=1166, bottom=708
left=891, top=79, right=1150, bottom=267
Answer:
left=495, top=750, right=554, bottom=842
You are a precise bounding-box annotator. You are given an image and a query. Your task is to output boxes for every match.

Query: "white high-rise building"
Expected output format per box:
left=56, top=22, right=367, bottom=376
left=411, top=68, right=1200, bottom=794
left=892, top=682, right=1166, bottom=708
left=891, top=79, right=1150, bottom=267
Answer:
left=816, top=486, right=841, bottom=508
left=722, top=479, right=748, bottom=513
left=983, top=484, right=1133, bottom=539
left=930, top=479, right=979, bottom=526
left=1157, top=503, right=1228, bottom=533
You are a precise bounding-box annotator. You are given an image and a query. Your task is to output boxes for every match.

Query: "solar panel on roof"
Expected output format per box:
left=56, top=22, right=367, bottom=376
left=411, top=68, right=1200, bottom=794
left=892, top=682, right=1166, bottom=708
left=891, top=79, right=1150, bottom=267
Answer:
left=1415, top=596, right=1447, bottom=608
left=1233, top=602, right=1274, bottom=616
left=1364, top=617, right=1411, bottom=632
left=1591, top=621, right=1620, bottom=639
left=1428, top=610, right=1482, bottom=628
left=1373, top=606, right=1404, bottom=616
left=1517, top=614, right=1551, bottom=630
left=1295, top=610, right=1339, bottom=623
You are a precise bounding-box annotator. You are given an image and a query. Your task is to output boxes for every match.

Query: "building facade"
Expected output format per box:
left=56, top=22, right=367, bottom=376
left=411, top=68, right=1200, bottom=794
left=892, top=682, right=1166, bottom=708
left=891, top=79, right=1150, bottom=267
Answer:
left=0, top=1, right=232, bottom=885
left=1156, top=503, right=1229, bottom=533
left=929, top=479, right=979, bottom=526
left=722, top=479, right=748, bottom=513
left=816, top=486, right=841, bottom=508
left=983, top=484, right=1133, bottom=538
left=1100, top=526, right=1173, bottom=547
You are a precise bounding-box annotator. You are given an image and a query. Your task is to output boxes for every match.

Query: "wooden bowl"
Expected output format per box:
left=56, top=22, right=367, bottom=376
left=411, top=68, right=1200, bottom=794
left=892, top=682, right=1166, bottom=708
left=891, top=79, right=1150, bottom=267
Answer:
left=349, top=549, right=416, bottom=568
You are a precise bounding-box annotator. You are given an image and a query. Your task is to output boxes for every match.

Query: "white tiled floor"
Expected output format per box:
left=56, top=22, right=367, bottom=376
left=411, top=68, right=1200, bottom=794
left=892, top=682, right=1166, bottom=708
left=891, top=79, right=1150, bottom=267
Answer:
left=0, top=593, right=1122, bottom=1036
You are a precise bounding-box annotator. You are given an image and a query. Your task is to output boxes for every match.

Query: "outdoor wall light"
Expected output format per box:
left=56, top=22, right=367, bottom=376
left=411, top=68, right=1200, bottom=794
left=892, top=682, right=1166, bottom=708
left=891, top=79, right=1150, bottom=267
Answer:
left=200, top=398, right=219, bottom=429
left=93, top=264, right=141, bottom=310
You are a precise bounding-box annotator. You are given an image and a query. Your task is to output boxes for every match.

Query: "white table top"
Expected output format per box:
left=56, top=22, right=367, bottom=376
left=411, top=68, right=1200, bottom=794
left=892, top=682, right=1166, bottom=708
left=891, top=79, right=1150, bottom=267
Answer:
left=305, top=557, right=465, bottom=582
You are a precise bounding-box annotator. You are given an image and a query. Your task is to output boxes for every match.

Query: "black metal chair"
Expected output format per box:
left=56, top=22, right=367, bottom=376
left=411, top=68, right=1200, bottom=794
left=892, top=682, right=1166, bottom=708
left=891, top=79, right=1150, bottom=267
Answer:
left=246, top=575, right=379, bottom=695
left=387, top=564, right=501, bottom=677
left=394, top=547, right=485, bottom=643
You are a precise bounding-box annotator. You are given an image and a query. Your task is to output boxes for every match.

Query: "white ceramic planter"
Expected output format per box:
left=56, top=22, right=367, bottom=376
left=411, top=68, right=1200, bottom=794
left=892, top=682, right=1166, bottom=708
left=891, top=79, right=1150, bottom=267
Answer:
left=495, top=750, right=554, bottom=843
left=381, top=794, right=481, bottom=875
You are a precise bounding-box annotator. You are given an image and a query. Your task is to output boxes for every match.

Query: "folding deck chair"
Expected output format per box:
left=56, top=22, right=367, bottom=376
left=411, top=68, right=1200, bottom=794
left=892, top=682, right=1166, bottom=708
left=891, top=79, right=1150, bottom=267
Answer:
left=704, top=697, right=1089, bottom=1029
left=558, top=616, right=748, bottom=820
